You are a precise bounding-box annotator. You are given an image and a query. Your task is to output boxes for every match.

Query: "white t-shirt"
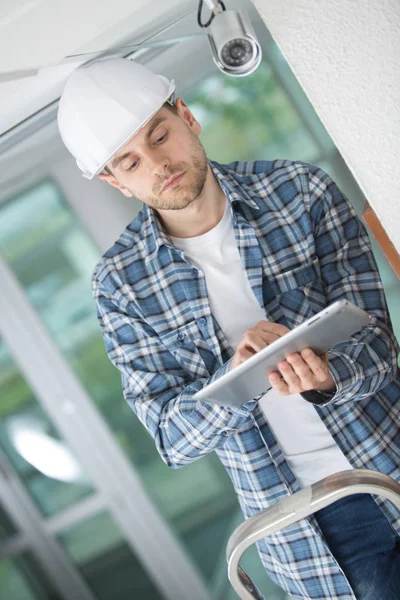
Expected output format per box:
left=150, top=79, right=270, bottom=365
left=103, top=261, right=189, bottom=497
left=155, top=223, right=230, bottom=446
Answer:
left=170, top=200, right=352, bottom=487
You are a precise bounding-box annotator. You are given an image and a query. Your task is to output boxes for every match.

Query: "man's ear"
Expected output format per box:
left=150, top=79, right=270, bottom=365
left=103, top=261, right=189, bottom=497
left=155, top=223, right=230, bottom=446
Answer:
left=98, top=172, right=134, bottom=197
left=175, top=98, right=201, bottom=135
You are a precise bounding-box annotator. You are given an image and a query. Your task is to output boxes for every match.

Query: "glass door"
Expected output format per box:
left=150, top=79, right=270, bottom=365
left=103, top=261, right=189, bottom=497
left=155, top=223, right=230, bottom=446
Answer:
left=0, top=177, right=229, bottom=599
left=0, top=335, right=165, bottom=600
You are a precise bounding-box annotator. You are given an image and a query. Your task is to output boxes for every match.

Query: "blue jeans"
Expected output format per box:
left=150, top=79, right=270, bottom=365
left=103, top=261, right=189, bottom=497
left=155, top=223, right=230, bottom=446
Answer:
left=314, top=494, right=400, bottom=600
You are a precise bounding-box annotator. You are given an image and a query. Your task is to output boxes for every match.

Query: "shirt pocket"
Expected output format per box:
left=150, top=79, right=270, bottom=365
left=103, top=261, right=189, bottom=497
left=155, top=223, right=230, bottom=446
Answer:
left=158, top=320, right=212, bottom=380
left=265, top=259, right=326, bottom=328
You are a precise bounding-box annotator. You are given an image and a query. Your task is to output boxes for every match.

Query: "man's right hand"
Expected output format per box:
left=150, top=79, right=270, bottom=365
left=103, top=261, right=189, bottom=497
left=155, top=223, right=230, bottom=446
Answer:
left=231, top=321, right=290, bottom=369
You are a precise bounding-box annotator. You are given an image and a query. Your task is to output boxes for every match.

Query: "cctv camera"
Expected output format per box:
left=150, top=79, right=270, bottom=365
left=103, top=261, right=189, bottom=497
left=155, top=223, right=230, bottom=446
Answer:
left=206, top=10, right=262, bottom=77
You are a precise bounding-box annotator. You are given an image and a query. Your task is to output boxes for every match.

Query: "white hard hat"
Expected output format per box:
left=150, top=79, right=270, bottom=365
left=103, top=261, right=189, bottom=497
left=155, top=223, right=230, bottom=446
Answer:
left=57, top=58, right=176, bottom=179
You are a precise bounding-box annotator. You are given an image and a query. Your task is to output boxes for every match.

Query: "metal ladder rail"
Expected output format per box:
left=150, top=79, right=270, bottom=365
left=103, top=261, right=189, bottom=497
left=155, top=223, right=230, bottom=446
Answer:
left=226, top=469, right=400, bottom=600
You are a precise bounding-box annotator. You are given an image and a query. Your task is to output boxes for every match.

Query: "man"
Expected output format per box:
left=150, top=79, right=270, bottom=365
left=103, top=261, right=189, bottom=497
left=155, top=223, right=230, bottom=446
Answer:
left=58, top=58, right=400, bottom=599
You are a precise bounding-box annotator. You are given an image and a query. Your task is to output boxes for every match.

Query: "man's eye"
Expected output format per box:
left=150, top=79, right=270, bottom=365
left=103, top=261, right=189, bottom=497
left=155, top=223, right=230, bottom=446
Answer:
left=156, top=133, right=167, bottom=144
left=127, top=161, right=138, bottom=171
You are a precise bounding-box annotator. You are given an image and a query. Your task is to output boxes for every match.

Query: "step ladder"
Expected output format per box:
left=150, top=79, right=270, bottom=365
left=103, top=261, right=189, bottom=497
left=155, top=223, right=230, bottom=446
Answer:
left=226, top=469, right=400, bottom=599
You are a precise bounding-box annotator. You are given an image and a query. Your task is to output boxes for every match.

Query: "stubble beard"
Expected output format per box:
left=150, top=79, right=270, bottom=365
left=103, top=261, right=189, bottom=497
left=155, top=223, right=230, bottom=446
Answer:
left=145, top=134, right=208, bottom=211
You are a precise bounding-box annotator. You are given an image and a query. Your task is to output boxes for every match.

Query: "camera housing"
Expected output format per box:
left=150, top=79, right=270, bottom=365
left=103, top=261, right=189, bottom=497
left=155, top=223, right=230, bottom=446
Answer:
left=207, top=10, right=262, bottom=77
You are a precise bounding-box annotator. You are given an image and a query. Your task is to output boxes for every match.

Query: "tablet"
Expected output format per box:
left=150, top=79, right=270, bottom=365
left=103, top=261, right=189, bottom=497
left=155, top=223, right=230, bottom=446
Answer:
left=193, top=299, right=372, bottom=407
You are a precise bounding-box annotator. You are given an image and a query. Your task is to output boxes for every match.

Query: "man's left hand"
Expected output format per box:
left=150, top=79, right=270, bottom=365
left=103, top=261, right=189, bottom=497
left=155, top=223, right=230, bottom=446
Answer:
left=268, top=349, right=336, bottom=396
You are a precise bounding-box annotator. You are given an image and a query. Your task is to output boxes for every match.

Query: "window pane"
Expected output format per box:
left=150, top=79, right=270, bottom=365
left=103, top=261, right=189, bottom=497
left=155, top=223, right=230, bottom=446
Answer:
left=58, top=511, right=163, bottom=600
left=0, top=337, right=94, bottom=516
left=186, top=61, right=320, bottom=164
left=0, top=502, right=18, bottom=542
left=0, top=553, right=62, bottom=600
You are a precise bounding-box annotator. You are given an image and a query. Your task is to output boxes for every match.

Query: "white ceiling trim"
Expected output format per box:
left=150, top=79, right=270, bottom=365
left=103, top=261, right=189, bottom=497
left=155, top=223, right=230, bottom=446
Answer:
left=0, top=0, right=194, bottom=134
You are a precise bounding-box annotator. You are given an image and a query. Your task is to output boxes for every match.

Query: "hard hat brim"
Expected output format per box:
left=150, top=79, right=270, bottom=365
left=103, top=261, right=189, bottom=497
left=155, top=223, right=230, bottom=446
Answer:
left=80, top=79, right=176, bottom=179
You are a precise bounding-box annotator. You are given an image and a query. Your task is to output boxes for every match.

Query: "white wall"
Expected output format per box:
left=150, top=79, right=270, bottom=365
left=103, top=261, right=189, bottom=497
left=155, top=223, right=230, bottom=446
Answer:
left=253, top=0, right=400, bottom=251
left=51, top=154, right=140, bottom=255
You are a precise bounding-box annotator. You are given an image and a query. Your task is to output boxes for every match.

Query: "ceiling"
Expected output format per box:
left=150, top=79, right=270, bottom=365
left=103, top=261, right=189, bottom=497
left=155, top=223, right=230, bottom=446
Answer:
left=0, top=0, right=199, bottom=136
left=0, top=0, right=265, bottom=202
left=0, top=0, right=263, bottom=137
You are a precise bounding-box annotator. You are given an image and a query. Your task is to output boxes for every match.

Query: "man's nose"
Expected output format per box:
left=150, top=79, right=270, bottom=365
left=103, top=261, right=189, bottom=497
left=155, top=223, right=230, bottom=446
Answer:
left=144, top=148, right=170, bottom=174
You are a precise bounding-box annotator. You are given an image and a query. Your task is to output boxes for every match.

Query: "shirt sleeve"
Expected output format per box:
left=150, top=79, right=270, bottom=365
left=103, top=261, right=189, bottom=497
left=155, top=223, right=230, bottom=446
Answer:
left=92, top=275, right=256, bottom=468
left=300, top=163, right=399, bottom=406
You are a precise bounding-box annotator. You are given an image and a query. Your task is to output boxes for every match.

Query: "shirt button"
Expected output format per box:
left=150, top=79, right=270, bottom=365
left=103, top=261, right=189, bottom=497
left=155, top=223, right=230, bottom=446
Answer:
left=199, top=317, right=206, bottom=326
left=191, top=268, right=198, bottom=277
left=177, top=332, right=186, bottom=342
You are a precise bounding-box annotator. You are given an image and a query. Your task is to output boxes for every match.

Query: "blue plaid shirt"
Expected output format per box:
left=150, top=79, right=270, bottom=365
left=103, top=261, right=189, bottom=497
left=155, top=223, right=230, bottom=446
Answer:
left=92, top=160, right=400, bottom=599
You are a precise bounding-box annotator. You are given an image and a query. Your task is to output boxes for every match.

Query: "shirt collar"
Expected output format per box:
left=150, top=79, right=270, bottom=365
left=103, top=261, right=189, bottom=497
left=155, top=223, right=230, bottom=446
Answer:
left=144, top=159, right=259, bottom=264
left=209, top=160, right=259, bottom=210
